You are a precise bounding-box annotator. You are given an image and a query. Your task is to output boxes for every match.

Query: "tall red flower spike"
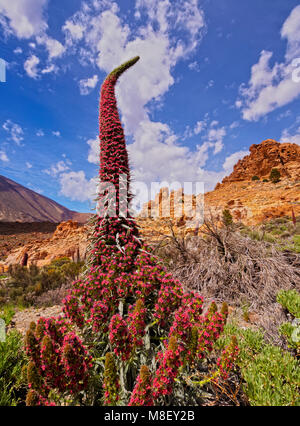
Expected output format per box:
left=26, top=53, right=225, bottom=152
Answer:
left=94, top=56, right=141, bottom=256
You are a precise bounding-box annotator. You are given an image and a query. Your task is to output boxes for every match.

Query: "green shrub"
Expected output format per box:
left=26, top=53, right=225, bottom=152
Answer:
left=0, top=331, right=27, bottom=406
left=0, top=305, right=15, bottom=326
left=242, top=345, right=299, bottom=406
left=277, top=290, right=300, bottom=318
left=217, top=324, right=300, bottom=406
left=277, top=290, right=300, bottom=353
left=279, top=322, right=300, bottom=352
left=269, top=168, right=281, bottom=183
left=251, top=176, right=260, bottom=181
left=293, top=235, right=300, bottom=253
left=222, top=209, right=233, bottom=226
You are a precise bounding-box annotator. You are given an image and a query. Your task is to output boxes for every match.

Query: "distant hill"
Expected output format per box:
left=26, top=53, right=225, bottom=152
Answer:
left=0, top=175, right=90, bottom=223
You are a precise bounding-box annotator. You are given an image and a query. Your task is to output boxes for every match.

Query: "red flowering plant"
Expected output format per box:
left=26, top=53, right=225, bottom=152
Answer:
left=24, top=57, right=238, bottom=406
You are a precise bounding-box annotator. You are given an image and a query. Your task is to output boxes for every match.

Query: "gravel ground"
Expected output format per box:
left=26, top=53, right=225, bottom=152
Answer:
left=9, top=305, right=63, bottom=336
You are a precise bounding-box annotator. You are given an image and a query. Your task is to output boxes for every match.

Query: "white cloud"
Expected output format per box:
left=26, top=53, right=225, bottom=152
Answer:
left=281, top=127, right=300, bottom=145
left=26, top=161, right=32, bottom=169
left=59, top=171, right=97, bottom=202
left=41, top=64, right=57, bottom=74
left=24, top=54, right=40, bottom=78
left=223, top=150, right=249, bottom=173
left=36, top=35, right=65, bottom=59
left=87, top=137, right=99, bottom=164
left=194, top=120, right=206, bottom=135
left=188, top=61, right=200, bottom=72
left=0, top=150, right=9, bottom=162
left=13, top=47, right=22, bottom=54
left=3, top=119, right=24, bottom=144
left=229, top=121, right=239, bottom=129
left=36, top=129, right=44, bottom=137
left=0, top=0, right=65, bottom=71
left=44, top=160, right=70, bottom=177
left=0, top=0, right=48, bottom=39
left=281, top=5, right=300, bottom=61
left=204, top=126, right=227, bottom=154
left=63, top=19, right=84, bottom=43
left=237, top=5, right=300, bottom=121
left=206, top=79, right=214, bottom=89
left=52, top=131, right=61, bottom=137
left=79, top=74, right=99, bottom=95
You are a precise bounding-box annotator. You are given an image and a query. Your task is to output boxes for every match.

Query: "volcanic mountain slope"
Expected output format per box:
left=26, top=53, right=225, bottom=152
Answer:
left=0, top=175, right=90, bottom=223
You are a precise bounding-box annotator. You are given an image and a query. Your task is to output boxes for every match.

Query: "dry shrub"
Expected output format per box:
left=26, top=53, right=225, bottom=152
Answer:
left=153, top=217, right=300, bottom=344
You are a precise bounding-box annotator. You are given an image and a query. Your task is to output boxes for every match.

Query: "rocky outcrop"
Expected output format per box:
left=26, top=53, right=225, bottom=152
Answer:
left=139, top=140, right=300, bottom=230
left=4, top=220, right=88, bottom=267
left=222, top=139, right=300, bottom=184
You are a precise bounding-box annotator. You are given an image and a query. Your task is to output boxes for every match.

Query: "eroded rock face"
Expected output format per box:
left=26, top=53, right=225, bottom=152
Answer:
left=204, top=180, right=300, bottom=226
left=4, top=220, right=88, bottom=267
left=222, top=139, right=300, bottom=183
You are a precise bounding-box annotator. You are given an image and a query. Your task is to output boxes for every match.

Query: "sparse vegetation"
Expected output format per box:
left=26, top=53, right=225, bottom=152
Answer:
left=251, top=175, right=260, bottom=181
left=240, top=216, right=300, bottom=253
left=154, top=217, right=299, bottom=344
left=0, top=258, right=84, bottom=308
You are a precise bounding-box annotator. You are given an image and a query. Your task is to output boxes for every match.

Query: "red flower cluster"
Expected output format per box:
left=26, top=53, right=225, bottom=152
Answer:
left=128, top=365, right=154, bottom=406
left=61, top=332, right=92, bottom=394
left=109, top=314, right=133, bottom=361
left=154, top=279, right=183, bottom=326
left=25, top=317, right=92, bottom=400
left=152, top=336, right=182, bottom=399
left=216, top=336, right=239, bottom=380
left=197, top=303, right=227, bottom=357
left=128, top=299, right=147, bottom=347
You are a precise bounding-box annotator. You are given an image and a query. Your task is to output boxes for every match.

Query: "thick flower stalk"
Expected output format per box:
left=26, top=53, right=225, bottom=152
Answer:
left=61, top=333, right=93, bottom=394
left=128, top=365, right=154, bottom=406
left=95, top=56, right=141, bottom=253
left=109, top=314, right=133, bottom=361
left=152, top=336, right=182, bottom=399
left=103, top=352, right=120, bottom=405
left=216, top=336, right=239, bottom=380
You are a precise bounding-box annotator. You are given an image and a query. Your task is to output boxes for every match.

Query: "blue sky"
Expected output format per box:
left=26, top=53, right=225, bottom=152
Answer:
left=0, top=0, right=300, bottom=213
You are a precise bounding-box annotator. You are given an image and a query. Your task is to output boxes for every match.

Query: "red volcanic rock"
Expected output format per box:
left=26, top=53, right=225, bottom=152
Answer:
left=222, top=139, right=300, bottom=183
left=4, top=221, right=88, bottom=267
